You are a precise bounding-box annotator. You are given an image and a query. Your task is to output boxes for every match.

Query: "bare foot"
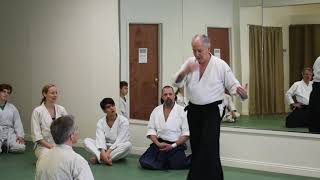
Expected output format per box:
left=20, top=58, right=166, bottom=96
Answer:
left=89, top=157, right=98, bottom=164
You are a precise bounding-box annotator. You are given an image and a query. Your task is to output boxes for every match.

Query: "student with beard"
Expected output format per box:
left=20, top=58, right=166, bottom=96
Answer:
left=139, top=85, right=191, bottom=170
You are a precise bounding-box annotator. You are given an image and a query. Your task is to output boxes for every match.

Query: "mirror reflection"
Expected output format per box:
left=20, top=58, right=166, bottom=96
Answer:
left=231, top=2, right=320, bottom=133
left=119, top=0, right=320, bottom=134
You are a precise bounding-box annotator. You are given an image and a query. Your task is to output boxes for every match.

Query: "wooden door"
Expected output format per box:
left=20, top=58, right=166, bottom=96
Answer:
left=207, top=27, right=230, bottom=65
left=129, top=24, right=159, bottom=120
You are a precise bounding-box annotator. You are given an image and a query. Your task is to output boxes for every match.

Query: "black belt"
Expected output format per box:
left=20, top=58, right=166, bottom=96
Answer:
left=313, top=82, right=320, bottom=88
left=300, top=104, right=309, bottom=109
left=158, top=138, right=174, bottom=144
left=184, top=100, right=223, bottom=111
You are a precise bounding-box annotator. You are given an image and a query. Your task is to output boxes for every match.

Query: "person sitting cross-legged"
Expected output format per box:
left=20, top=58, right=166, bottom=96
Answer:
left=139, top=85, right=191, bottom=170
left=84, top=98, right=131, bottom=166
left=0, top=83, right=25, bottom=154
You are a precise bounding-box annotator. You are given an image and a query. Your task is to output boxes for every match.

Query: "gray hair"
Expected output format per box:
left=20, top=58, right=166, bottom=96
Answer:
left=192, top=34, right=211, bottom=48
left=50, top=115, right=76, bottom=144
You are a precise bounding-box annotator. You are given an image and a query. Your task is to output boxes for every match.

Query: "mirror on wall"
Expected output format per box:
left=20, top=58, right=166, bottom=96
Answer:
left=119, top=0, right=320, bottom=134
left=226, top=0, right=320, bottom=134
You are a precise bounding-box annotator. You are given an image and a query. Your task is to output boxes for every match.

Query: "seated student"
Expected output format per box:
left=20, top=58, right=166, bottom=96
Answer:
left=119, top=81, right=129, bottom=119
left=309, top=56, right=320, bottom=133
left=0, top=84, right=25, bottom=153
left=31, top=84, right=68, bottom=158
left=84, top=98, right=131, bottom=166
left=285, top=68, right=313, bottom=128
left=139, top=85, right=191, bottom=170
left=35, top=115, right=94, bottom=180
left=221, top=93, right=240, bottom=123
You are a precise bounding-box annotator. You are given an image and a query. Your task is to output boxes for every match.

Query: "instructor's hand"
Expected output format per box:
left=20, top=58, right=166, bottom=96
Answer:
left=236, top=84, right=248, bottom=99
left=290, top=102, right=303, bottom=110
left=184, top=62, right=198, bottom=75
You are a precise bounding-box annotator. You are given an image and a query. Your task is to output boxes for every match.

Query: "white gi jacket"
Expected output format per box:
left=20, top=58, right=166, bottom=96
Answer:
left=31, top=103, right=67, bottom=145
left=173, top=55, right=241, bottom=105
left=35, top=144, right=94, bottom=180
left=95, top=114, right=130, bottom=150
left=147, top=103, right=189, bottom=142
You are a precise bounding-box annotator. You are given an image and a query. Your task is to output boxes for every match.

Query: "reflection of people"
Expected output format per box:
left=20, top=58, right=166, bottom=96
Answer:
left=309, top=57, right=320, bottom=133
left=84, top=98, right=131, bottom=166
left=221, top=93, right=240, bottom=123
left=119, top=81, right=129, bottom=119
left=0, top=84, right=25, bottom=153
left=285, top=68, right=313, bottom=128
left=173, top=34, right=247, bottom=180
left=139, top=86, right=191, bottom=170
left=35, top=115, right=94, bottom=180
left=175, top=87, right=188, bottom=107
left=31, top=84, right=68, bottom=158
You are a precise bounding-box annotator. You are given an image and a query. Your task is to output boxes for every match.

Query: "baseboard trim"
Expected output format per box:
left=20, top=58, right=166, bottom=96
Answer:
left=131, top=146, right=320, bottom=178
left=221, top=157, right=320, bottom=178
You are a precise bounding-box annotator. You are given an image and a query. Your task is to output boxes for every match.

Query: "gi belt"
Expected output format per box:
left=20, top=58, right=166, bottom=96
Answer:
left=184, top=100, right=223, bottom=111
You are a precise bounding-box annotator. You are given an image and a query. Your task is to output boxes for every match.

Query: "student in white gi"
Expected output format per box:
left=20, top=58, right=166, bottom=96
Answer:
left=173, top=34, right=248, bottom=180
left=84, top=98, right=131, bottom=166
left=31, top=84, right=68, bottom=158
left=0, top=84, right=25, bottom=153
left=285, top=68, right=313, bottom=128
left=221, top=93, right=240, bottom=123
left=139, top=85, right=191, bottom=170
left=35, top=115, right=94, bottom=180
left=309, top=56, right=320, bottom=133
left=119, top=81, right=129, bottom=119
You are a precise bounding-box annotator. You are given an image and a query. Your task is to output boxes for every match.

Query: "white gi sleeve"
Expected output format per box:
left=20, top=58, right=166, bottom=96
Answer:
left=285, top=82, right=298, bottom=105
left=31, top=110, right=43, bottom=142
left=172, top=59, right=192, bottom=88
left=222, top=62, right=241, bottom=96
left=146, top=109, right=157, bottom=137
left=12, top=105, right=24, bottom=138
left=95, top=120, right=107, bottom=150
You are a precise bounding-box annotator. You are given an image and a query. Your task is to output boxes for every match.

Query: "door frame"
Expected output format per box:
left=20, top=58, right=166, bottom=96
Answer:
left=205, top=25, right=233, bottom=69
left=124, top=20, right=163, bottom=121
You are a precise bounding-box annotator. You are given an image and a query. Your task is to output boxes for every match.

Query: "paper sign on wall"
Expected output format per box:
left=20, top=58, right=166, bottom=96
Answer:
left=213, top=48, right=221, bottom=58
left=139, top=48, right=148, bottom=63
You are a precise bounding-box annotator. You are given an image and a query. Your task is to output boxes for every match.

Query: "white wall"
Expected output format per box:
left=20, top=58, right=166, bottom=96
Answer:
left=0, top=0, right=119, bottom=140
left=239, top=6, right=262, bottom=114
